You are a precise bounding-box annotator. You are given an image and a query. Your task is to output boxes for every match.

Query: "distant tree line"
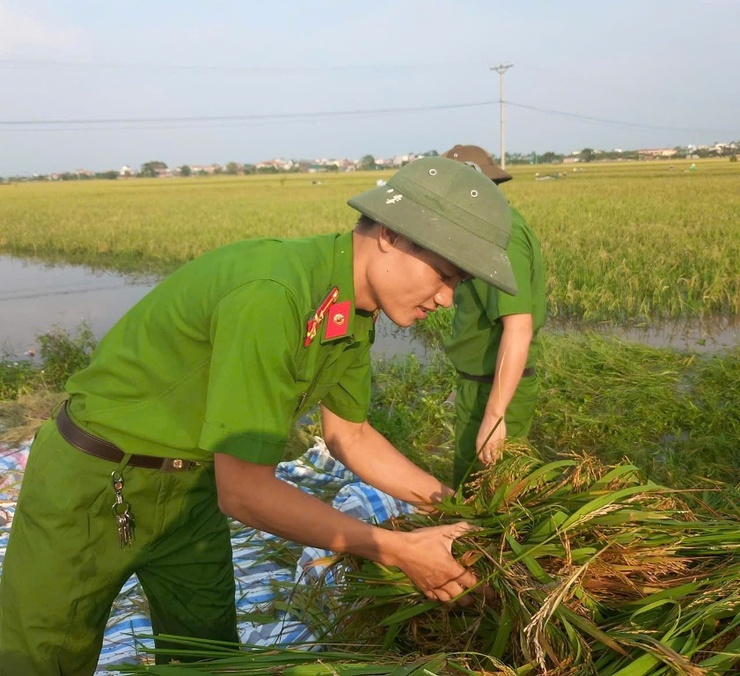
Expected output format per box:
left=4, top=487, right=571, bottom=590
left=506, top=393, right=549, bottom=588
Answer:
left=0, top=170, right=122, bottom=183
left=506, top=144, right=738, bottom=165
left=2, top=143, right=737, bottom=183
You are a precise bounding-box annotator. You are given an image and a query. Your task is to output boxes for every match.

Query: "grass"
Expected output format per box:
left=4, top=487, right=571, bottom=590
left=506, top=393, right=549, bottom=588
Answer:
left=0, top=324, right=95, bottom=441
left=531, top=333, right=740, bottom=489
left=368, top=329, right=740, bottom=492
left=0, top=323, right=96, bottom=399
left=410, top=306, right=739, bottom=490
left=367, top=351, right=457, bottom=480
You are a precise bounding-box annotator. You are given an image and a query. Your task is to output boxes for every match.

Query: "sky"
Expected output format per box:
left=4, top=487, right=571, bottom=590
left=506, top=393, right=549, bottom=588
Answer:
left=0, top=0, right=738, bottom=176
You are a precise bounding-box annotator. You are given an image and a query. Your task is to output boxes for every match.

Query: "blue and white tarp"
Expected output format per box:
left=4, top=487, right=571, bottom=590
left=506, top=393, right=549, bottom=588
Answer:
left=0, top=438, right=414, bottom=673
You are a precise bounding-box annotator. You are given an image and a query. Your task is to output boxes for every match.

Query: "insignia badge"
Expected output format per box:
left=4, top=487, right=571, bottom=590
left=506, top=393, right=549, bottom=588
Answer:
left=324, top=300, right=351, bottom=340
left=304, top=286, right=340, bottom=347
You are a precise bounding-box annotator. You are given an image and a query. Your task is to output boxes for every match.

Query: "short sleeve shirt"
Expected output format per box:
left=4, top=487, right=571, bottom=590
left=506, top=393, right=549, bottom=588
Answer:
left=444, top=208, right=546, bottom=375
left=66, top=232, right=375, bottom=465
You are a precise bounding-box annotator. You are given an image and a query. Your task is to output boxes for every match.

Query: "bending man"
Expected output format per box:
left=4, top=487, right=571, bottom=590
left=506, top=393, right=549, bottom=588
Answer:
left=1, top=156, right=516, bottom=675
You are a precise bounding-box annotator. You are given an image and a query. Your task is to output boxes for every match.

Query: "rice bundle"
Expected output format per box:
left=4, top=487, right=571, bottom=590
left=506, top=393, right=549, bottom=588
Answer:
left=289, top=445, right=740, bottom=674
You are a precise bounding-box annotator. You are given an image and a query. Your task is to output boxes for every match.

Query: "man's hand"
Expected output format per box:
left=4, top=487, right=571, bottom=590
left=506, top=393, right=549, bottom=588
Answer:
left=390, top=522, right=482, bottom=605
left=476, top=416, right=506, bottom=465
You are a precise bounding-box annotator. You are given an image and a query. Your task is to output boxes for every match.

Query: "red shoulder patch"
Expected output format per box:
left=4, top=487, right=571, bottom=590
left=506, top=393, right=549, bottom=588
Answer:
left=324, top=300, right=352, bottom=340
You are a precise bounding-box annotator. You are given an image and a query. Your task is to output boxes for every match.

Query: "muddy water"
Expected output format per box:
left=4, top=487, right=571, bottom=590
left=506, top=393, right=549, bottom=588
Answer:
left=0, top=256, right=156, bottom=357
left=548, top=317, right=739, bottom=354
left=0, top=256, right=737, bottom=360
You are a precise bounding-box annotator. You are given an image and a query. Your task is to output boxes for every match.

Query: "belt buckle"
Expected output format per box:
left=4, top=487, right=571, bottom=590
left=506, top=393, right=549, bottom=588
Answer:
left=160, top=458, right=191, bottom=472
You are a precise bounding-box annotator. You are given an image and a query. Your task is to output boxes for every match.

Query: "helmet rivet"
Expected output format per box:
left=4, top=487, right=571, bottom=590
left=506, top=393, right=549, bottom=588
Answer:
left=470, top=190, right=478, bottom=197
left=428, top=168, right=437, bottom=176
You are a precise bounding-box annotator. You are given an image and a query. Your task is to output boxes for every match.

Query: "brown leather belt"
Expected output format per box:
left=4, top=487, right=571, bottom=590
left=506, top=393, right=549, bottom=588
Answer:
left=56, top=401, right=199, bottom=472
left=459, top=366, right=536, bottom=383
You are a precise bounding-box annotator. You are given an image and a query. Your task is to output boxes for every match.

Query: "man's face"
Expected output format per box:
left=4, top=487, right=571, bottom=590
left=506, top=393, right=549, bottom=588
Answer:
left=371, top=230, right=469, bottom=328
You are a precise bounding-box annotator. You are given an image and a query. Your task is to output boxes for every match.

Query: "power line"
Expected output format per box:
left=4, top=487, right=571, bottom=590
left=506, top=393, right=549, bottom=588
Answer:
left=0, top=100, right=732, bottom=138
left=505, top=101, right=728, bottom=135
left=0, top=58, right=481, bottom=73
left=0, top=101, right=495, bottom=129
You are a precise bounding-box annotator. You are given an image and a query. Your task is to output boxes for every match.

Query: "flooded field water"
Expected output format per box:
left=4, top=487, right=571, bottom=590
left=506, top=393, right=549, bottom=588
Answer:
left=0, top=256, right=155, bottom=357
left=0, top=256, right=737, bottom=361
left=548, top=316, right=739, bottom=354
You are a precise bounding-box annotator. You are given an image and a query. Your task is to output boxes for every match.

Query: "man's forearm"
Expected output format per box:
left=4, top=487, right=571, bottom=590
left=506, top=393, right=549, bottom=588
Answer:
left=218, top=460, right=401, bottom=562
left=486, top=314, right=533, bottom=419
left=322, top=406, right=452, bottom=505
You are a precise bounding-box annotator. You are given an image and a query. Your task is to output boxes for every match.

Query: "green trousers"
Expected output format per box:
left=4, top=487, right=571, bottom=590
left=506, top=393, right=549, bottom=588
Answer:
left=0, top=417, right=238, bottom=676
left=453, top=372, right=539, bottom=489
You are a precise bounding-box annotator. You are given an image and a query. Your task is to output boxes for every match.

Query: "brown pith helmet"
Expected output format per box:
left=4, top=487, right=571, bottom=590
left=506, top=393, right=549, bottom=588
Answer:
left=442, top=144, right=513, bottom=184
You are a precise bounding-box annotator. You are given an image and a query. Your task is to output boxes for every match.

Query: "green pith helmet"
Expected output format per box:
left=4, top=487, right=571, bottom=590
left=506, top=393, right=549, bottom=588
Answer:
left=348, top=156, right=517, bottom=294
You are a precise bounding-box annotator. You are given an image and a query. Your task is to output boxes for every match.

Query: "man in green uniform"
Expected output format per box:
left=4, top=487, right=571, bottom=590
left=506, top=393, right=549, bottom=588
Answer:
left=442, top=145, right=547, bottom=489
left=0, top=156, right=518, bottom=676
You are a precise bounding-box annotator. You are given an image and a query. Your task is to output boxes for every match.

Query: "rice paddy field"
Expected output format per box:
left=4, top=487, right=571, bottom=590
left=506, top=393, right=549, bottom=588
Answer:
left=1, top=158, right=738, bottom=674
left=1, top=158, right=738, bottom=323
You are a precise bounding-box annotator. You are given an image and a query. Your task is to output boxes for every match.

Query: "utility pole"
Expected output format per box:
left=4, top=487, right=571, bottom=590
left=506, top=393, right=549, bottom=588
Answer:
left=490, top=62, right=513, bottom=169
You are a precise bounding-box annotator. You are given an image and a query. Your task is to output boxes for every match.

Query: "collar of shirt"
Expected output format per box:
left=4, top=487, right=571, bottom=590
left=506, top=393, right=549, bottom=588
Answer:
left=320, top=231, right=375, bottom=345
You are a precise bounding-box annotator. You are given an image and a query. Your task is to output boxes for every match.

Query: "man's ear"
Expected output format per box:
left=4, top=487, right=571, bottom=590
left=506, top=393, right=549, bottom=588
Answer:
left=378, top=225, right=399, bottom=252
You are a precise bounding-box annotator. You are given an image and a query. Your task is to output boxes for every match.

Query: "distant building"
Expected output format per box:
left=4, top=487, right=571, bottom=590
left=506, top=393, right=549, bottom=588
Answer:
left=256, top=158, right=294, bottom=171
left=637, top=148, right=677, bottom=159
left=188, top=164, right=222, bottom=175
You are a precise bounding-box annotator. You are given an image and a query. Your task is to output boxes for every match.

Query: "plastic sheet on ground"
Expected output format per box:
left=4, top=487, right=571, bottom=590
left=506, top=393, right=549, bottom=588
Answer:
left=0, top=438, right=414, bottom=673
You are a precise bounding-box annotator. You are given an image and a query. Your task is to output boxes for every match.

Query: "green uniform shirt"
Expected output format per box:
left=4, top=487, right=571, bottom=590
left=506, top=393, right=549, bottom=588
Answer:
left=66, top=232, right=376, bottom=465
left=445, top=208, right=546, bottom=374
